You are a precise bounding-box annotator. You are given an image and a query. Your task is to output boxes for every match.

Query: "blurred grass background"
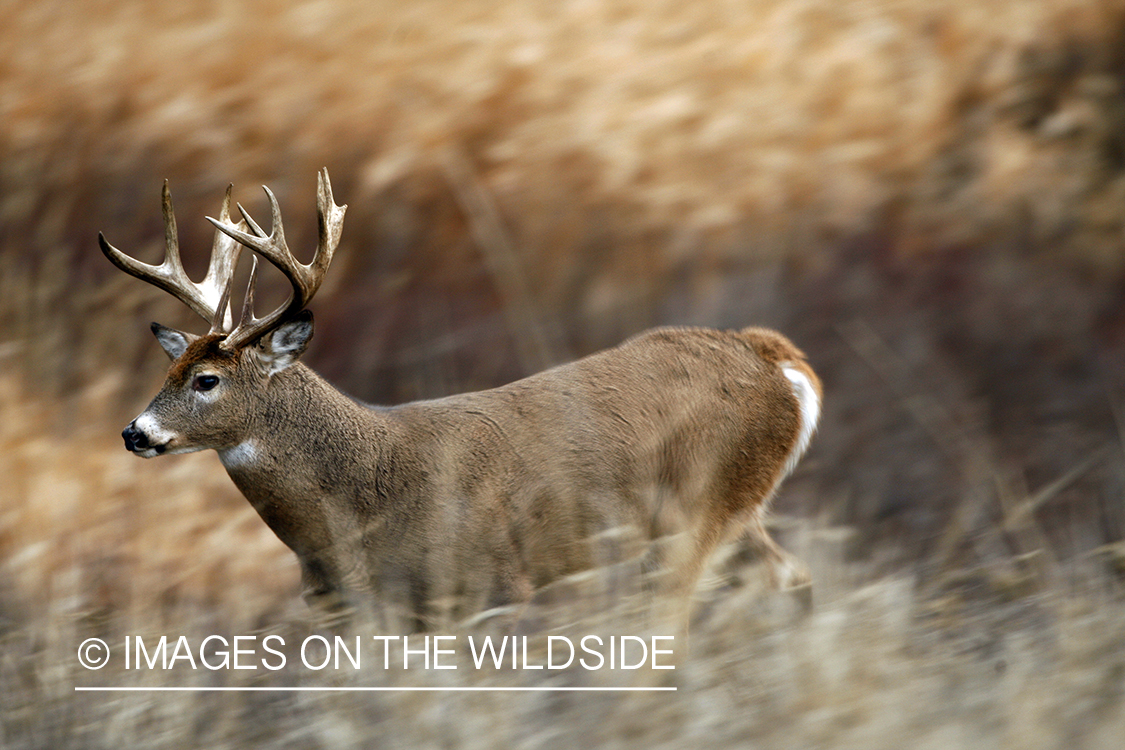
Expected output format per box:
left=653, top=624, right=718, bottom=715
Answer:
left=3, top=0, right=1125, bottom=747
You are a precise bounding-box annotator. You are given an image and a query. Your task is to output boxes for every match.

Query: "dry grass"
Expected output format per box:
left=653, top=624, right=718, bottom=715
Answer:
left=7, top=0, right=1125, bottom=255
left=6, top=0, right=1125, bottom=396
left=3, top=0, right=1125, bottom=747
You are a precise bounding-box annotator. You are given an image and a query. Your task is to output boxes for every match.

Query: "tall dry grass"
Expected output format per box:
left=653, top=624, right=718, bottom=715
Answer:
left=3, top=0, right=1125, bottom=747
left=7, top=0, right=1125, bottom=259
left=5, top=0, right=1125, bottom=392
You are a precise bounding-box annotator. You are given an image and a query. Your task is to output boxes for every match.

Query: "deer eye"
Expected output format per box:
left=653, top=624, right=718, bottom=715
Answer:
left=193, top=374, right=220, bottom=392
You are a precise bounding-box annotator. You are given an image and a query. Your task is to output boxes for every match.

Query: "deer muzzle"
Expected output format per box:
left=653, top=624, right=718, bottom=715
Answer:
left=122, top=422, right=167, bottom=455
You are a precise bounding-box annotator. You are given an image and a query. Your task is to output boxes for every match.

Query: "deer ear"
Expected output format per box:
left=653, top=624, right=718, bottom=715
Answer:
left=151, top=322, right=197, bottom=361
left=256, top=310, right=314, bottom=375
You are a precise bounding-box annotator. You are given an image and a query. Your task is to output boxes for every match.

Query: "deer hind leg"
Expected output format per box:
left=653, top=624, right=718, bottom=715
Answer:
left=742, top=511, right=810, bottom=591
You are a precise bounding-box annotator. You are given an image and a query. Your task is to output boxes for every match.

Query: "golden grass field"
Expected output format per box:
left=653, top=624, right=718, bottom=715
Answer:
left=3, top=0, right=1125, bottom=747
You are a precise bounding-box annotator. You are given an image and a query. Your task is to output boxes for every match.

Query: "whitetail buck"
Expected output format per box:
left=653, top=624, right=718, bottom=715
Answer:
left=100, top=169, right=820, bottom=630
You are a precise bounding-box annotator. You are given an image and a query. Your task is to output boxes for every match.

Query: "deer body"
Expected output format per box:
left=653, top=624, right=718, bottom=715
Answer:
left=102, top=171, right=820, bottom=629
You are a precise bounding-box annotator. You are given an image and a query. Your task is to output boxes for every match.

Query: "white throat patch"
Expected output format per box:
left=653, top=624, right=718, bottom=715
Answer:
left=219, top=440, right=260, bottom=470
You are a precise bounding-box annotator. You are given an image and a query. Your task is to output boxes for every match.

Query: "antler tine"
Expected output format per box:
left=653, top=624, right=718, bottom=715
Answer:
left=98, top=180, right=237, bottom=324
left=207, top=266, right=236, bottom=336
left=161, top=179, right=180, bottom=271
left=203, top=185, right=245, bottom=334
left=315, top=167, right=347, bottom=277
left=236, top=196, right=271, bottom=240
left=207, top=168, right=347, bottom=350
left=230, top=255, right=262, bottom=335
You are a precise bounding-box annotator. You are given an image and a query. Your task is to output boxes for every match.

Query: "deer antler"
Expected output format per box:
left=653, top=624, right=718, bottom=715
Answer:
left=99, top=183, right=245, bottom=331
left=207, top=168, right=346, bottom=350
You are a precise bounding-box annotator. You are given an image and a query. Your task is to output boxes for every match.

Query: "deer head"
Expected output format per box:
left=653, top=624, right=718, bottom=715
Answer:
left=101, top=169, right=346, bottom=457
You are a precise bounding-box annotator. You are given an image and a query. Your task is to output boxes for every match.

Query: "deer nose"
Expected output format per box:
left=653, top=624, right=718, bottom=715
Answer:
left=122, top=424, right=149, bottom=452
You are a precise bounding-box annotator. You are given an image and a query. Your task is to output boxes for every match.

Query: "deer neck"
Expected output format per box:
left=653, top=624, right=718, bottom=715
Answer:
left=217, top=363, right=390, bottom=559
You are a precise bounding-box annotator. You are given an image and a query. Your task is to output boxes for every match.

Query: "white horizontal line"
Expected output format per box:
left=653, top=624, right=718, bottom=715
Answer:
left=76, top=686, right=676, bottom=692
